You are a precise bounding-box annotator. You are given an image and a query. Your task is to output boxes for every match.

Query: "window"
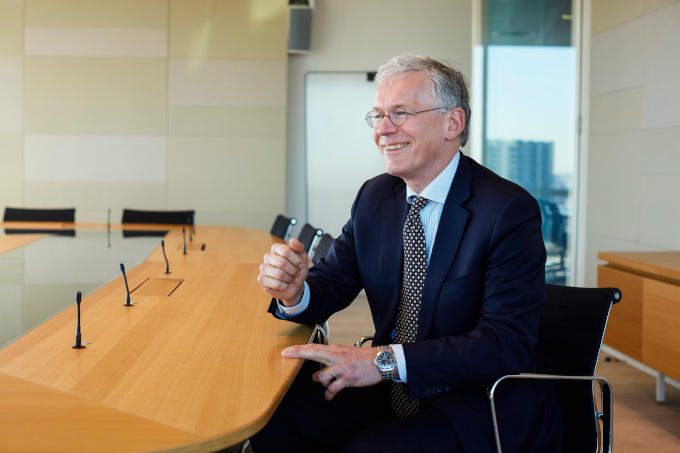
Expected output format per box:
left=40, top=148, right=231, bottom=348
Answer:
left=480, top=0, right=579, bottom=284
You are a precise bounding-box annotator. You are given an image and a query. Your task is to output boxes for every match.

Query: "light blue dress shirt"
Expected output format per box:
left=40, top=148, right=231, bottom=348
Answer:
left=279, top=151, right=460, bottom=383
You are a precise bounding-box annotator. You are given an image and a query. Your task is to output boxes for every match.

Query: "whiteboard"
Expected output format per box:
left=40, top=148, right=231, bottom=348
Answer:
left=305, top=72, right=385, bottom=237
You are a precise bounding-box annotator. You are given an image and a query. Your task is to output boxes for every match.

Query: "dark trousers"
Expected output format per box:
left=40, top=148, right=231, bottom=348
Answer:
left=250, top=361, right=464, bottom=453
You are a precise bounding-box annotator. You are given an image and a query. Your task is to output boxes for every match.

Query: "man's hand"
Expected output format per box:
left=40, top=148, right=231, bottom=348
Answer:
left=282, top=344, right=382, bottom=400
left=258, top=238, right=309, bottom=306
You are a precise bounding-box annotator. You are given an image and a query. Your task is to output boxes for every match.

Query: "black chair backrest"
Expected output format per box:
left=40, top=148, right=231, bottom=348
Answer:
left=540, top=284, right=621, bottom=453
left=312, top=233, right=334, bottom=265
left=270, top=214, right=296, bottom=240
left=297, top=223, right=323, bottom=253
left=3, top=207, right=75, bottom=222
left=122, top=209, right=195, bottom=225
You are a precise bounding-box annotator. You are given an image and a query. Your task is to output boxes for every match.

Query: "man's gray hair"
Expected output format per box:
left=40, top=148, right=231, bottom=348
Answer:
left=375, top=54, right=471, bottom=147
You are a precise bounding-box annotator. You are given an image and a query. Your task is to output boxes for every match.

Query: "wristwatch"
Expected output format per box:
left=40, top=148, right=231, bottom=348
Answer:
left=373, top=346, right=396, bottom=381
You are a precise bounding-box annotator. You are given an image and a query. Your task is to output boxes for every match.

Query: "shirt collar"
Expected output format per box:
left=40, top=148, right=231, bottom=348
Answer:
left=406, top=150, right=460, bottom=204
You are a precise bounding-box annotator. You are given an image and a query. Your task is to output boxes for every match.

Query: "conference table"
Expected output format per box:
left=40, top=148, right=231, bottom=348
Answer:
left=0, top=222, right=314, bottom=452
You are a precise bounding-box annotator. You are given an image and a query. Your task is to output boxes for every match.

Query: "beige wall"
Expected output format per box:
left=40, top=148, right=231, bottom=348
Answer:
left=583, top=0, right=680, bottom=285
left=285, top=0, right=473, bottom=225
left=0, top=0, right=288, bottom=229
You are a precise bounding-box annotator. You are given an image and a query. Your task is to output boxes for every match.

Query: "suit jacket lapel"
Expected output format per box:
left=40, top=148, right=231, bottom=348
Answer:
left=417, top=154, right=473, bottom=340
left=374, top=181, right=408, bottom=343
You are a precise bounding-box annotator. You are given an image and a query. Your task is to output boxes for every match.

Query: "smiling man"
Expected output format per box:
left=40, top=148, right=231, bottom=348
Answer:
left=254, top=55, right=562, bottom=453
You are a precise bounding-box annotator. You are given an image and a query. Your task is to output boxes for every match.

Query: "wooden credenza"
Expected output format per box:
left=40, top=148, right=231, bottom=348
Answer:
left=598, top=252, right=680, bottom=386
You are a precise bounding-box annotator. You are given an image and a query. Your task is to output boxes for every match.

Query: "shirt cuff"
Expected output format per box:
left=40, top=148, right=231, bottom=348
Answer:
left=276, top=281, right=310, bottom=317
left=390, top=343, right=407, bottom=383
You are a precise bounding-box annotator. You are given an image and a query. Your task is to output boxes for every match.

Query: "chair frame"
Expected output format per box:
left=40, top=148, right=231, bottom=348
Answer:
left=489, top=284, right=620, bottom=453
left=297, top=223, right=323, bottom=254
left=314, top=322, right=330, bottom=345
left=489, top=374, right=612, bottom=453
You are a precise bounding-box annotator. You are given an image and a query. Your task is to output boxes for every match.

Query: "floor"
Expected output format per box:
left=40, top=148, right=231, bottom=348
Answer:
left=327, top=294, right=680, bottom=452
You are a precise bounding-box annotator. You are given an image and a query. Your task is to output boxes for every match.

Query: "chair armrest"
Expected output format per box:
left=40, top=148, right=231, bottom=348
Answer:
left=354, top=336, right=374, bottom=347
left=488, top=373, right=612, bottom=453
left=314, top=322, right=329, bottom=344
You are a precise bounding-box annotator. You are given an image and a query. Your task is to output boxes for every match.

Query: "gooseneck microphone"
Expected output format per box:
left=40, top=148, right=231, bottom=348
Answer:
left=107, top=208, right=111, bottom=248
left=187, top=216, right=193, bottom=242
left=72, top=291, right=85, bottom=349
left=161, top=240, right=170, bottom=274
left=182, top=226, right=187, bottom=255
left=120, top=263, right=134, bottom=306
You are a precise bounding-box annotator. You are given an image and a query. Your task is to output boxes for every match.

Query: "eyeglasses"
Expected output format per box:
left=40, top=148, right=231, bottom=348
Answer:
left=365, top=107, right=448, bottom=128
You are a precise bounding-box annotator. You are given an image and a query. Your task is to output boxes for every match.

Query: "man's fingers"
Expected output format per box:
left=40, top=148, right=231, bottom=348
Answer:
left=256, top=275, right=301, bottom=303
left=311, top=366, right=347, bottom=398
left=281, top=344, right=336, bottom=365
left=324, top=377, right=347, bottom=400
left=271, top=243, right=305, bottom=267
left=259, top=263, right=294, bottom=283
left=312, top=366, right=337, bottom=388
left=288, top=238, right=307, bottom=256
left=262, top=253, right=299, bottom=279
left=257, top=274, right=290, bottom=292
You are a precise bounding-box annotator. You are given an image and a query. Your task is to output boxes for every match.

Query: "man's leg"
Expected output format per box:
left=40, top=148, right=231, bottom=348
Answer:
left=337, top=403, right=464, bottom=453
left=250, top=361, right=393, bottom=453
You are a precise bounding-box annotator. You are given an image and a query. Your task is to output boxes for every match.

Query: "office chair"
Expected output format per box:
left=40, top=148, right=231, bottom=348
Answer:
left=3, top=207, right=76, bottom=236
left=3, top=207, right=75, bottom=222
left=311, top=233, right=334, bottom=265
left=270, top=214, right=297, bottom=240
left=489, top=284, right=622, bottom=453
left=121, top=208, right=195, bottom=225
left=297, top=223, right=323, bottom=254
left=354, top=285, right=622, bottom=453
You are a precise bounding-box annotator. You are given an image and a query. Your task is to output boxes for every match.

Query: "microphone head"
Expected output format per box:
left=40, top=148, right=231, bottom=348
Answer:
left=75, top=291, right=82, bottom=303
left=161, top=239, right=165, bottom=248
left=120, top=263, right=125, bottom=273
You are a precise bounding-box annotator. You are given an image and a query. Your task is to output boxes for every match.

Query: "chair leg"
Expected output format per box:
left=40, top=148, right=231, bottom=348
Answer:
left=597, top=379, right=613, bottom=453
left=656, top=372, right=666, bottom=403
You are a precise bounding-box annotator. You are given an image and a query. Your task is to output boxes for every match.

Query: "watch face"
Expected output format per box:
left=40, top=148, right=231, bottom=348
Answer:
left=375, top=350, right=395, bottom=370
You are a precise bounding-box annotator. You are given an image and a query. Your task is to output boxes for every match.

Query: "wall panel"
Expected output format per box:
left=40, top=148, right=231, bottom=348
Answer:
left=585, top=1, right=680, bottom=285
left=0, top=0, right=288, bottom=226
left=167, top=0, right=287, bottom=229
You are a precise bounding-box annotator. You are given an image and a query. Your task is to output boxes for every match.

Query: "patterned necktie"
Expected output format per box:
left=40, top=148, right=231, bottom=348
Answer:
left=391, top=195, right=428, bottom=418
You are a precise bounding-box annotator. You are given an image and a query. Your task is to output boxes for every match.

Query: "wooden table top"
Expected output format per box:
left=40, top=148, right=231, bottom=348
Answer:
left=598, top=251, right=680, bottom=283
left=0, top=224, right=313, bottom=452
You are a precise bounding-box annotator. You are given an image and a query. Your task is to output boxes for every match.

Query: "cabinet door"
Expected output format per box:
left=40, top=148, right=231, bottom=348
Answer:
left=598, top=265, right=643, bottom=360
left=643, top=278, right=680, bottom=380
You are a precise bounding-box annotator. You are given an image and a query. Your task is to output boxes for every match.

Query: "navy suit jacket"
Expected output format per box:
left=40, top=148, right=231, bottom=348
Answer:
left=269, top=153, right=561, bottom=452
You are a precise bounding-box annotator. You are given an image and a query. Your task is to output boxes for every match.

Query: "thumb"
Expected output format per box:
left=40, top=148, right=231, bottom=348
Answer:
left=289, top=238, right=306, bottom=255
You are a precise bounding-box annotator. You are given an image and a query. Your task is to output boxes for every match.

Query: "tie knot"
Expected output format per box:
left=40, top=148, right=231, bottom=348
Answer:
left=410, top=196, right=428, bottom=213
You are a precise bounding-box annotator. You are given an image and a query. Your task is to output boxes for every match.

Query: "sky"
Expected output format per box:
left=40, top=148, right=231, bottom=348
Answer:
left=485, top=45, right=578, bottom=175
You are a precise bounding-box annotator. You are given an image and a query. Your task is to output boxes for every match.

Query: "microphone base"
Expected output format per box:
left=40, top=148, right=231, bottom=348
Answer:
left=72, top=345, right=86, bottom=349
left=123, top=302, right=135, bottom=307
